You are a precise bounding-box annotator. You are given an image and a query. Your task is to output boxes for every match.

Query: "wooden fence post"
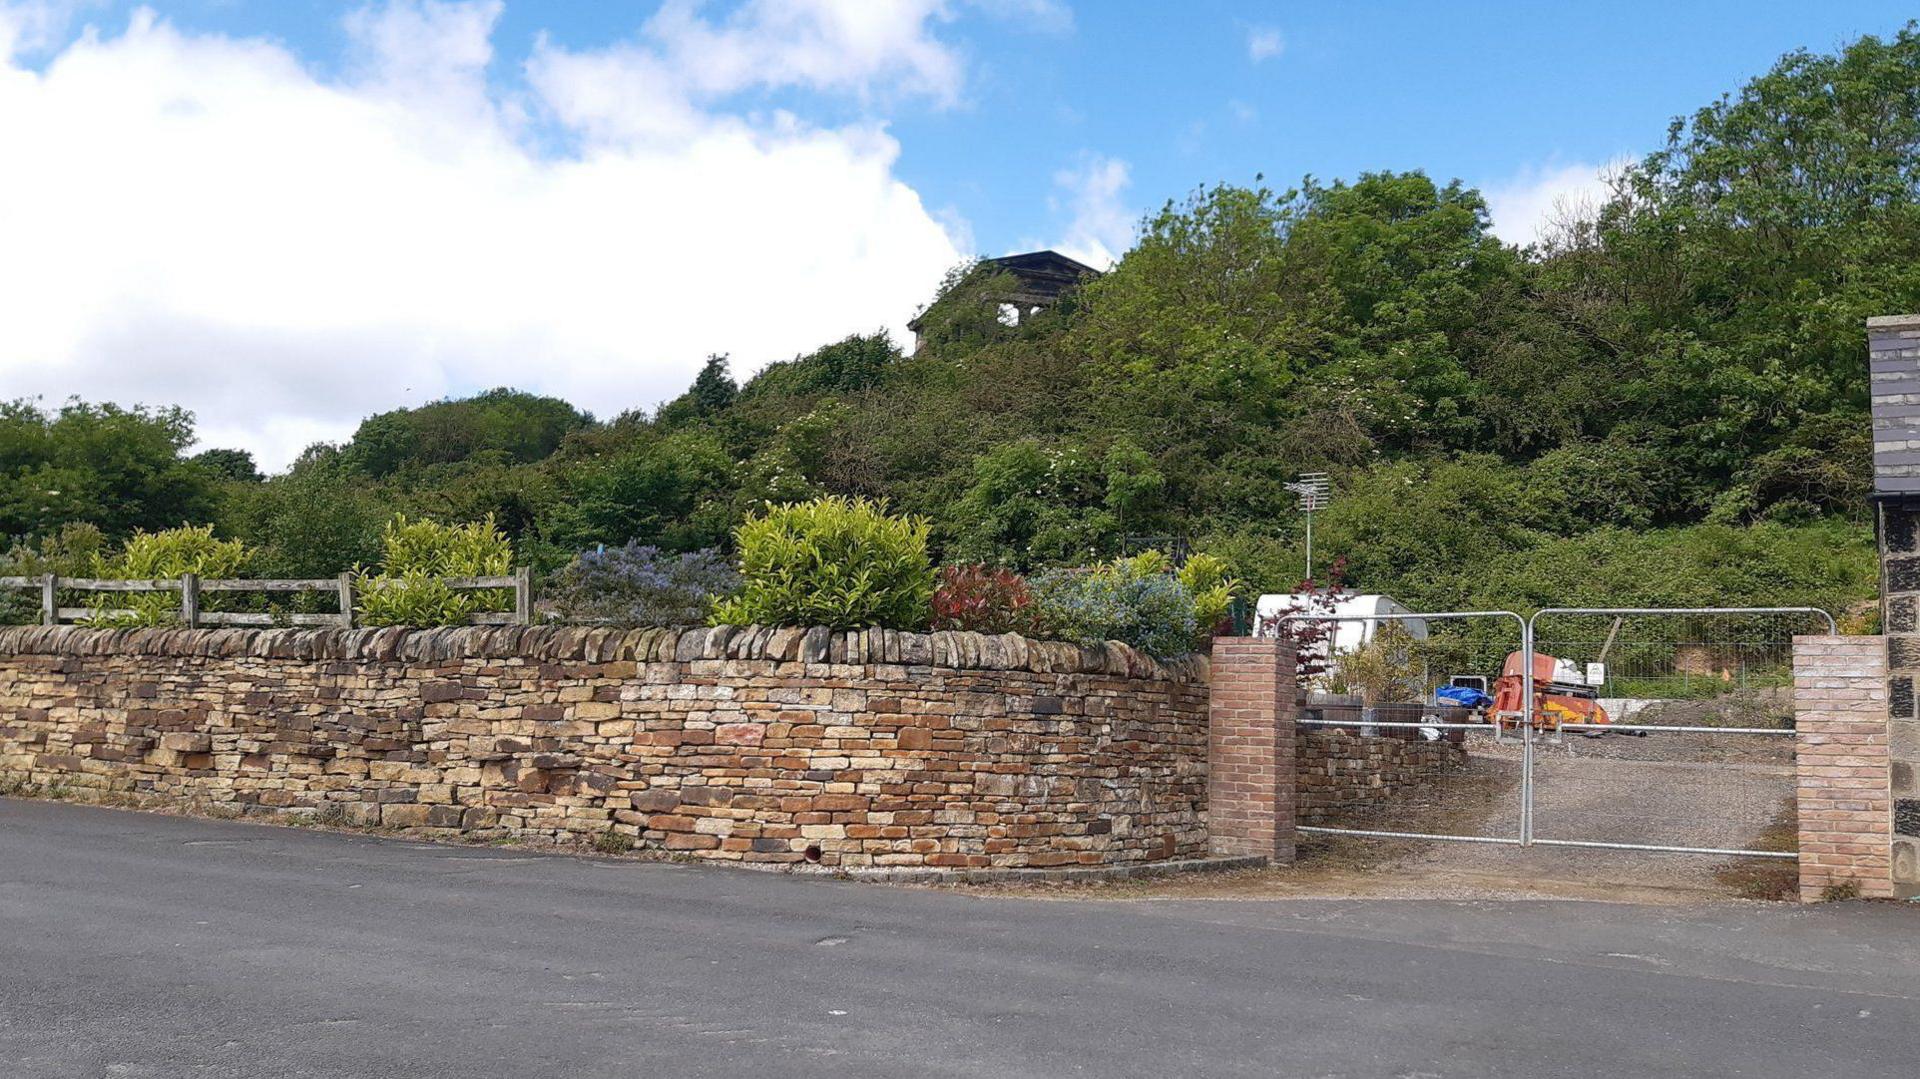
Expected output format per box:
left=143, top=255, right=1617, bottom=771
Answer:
left=514, top=566, right=532, bottom=625
left=40, top=573, right=57, bottom=626
left=180, top=573, right=200, bottom=628
left=337, top=572, right=355, bottom=629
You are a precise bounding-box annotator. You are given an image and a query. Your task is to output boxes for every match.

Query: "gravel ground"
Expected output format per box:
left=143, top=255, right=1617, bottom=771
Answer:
left=1375, top=728, right=1795, bottom=894
left=959, top=725, right=1801, bottom=905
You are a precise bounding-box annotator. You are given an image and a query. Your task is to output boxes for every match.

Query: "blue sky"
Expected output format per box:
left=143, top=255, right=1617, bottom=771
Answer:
left=0, top=1, right=1913, bottom=467
left=48, top=0, right=1916, bottom=254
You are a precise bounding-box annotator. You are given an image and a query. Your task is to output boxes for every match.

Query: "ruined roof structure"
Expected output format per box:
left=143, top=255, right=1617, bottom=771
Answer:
left=973, top=249, right=1102, bottom=308
left=908, top=249, right=1102, bottom=350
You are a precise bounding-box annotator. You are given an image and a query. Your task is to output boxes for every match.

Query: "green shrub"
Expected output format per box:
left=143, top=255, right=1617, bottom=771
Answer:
left=0, top=524, right=108, bottom=624
left=84, top=524, right=253, bottom=627
left=1176, top=552, right=1241, bottom=635
left=1334, top=623, right=1428, bottom=703
left=356, top=515, right=513, bottom=627
left=709, top=497, right=933, bottom=629
left=1031, top=553, right=1199, bottom=659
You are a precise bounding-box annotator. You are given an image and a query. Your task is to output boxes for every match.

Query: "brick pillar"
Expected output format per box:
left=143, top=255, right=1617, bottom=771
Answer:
left=1207, top=637, right=1296, bottom=863
left=1792, top=635, right=1894, bottom=901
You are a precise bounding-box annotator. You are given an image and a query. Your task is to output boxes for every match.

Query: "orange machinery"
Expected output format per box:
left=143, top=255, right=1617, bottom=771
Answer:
left=1487, top=651, right=1612, bottom=730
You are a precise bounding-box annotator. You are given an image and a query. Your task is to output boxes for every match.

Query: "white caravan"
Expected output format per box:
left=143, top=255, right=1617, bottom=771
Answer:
left=1252, top=592, right=1429, bottom=663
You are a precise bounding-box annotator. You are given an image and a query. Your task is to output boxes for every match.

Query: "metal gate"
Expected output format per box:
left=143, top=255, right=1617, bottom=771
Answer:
left=1273, top=605, right=1835, bottom=861
left=1277, top=609, right=1533, bottom=848
left=1521, top=607, right=1833, bottom=861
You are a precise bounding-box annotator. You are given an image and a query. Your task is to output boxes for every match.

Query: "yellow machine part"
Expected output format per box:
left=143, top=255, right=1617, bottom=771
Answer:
left=1538, top=699, right=1585, bottom=728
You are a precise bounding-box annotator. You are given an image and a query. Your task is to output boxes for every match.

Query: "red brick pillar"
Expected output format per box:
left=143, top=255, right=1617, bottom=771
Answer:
left=1792, top=635, right=1894, bottom=901
left=1207, top=637, right=1296, bottom=863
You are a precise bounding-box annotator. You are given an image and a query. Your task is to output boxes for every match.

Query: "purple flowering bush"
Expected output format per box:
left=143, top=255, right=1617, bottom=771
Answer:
left=547, top=543, right=741, bottom=626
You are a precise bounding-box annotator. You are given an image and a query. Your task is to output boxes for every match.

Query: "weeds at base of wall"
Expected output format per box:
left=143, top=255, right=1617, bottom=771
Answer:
left=1820, top=880, right=1864, bottom=902
left=1711, top=800, right=1799, bottom=902
left=0, top=778, right=71, bottom=801
left=591, top=828, right=635, bottom=855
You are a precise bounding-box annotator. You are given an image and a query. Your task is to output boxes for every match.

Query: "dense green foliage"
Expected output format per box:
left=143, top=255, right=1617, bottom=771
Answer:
left=355, top=515, right=514, bottom=627
left=84, top=525, right=254, bottom=627
left=345, top=389, right=591, bottom=477
left=710, top=497, right=934, bottom=630
left=1031, top=554, right=1201, bottom=659
left=9, top=30, right=1917, bottom=624
left=0, top=400, right=217, bottom=538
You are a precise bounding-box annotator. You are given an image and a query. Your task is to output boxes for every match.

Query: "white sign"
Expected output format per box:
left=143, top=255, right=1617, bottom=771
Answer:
left=1585, top=662, right=1607, bottom=687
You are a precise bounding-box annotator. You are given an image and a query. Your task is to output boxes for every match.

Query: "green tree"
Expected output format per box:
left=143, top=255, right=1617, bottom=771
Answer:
left=343, top=389, right=592, bottom=477
left=0, top=399, right=216, bottom=539
left=192, top=448, right=263, bottom=484
left=1538, top=24, right=1920, bottom=517
left=559, top=431, right=734, bottom=551
left=947, top=440, right=1114, bottom=566
left=219, top=447, right=392, bottom=577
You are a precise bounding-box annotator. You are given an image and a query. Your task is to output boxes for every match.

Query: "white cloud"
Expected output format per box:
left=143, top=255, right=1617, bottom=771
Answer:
left=0, top=2, right=979, bottom=470
left=1483, top=158, right=1629, bottom=247
left=1247, top=26, right=1282, bottom=63
left=0, top=0, right=88, bottom=58
left=1048, top=153, right=1133, bottom=268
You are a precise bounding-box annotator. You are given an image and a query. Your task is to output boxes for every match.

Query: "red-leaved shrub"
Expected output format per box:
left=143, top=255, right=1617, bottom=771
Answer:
left=931, top=564, right=1045, bottom=635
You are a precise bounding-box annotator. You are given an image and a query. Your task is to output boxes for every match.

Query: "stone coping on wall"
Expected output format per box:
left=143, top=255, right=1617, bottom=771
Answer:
left=0, top=624, right=1206, bottom=682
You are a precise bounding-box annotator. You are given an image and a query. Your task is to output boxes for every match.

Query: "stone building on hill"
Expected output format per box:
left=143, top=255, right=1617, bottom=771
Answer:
left=908, top=249, right=1101, bottom=352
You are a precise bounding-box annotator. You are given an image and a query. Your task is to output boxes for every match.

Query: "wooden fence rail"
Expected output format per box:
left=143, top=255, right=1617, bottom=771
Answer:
left=0, top=568, right=532, bottom=628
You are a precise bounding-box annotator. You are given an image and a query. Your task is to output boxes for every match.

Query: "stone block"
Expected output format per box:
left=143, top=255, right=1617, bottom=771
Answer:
left=630, top=789, right=681, bottom=812
left=1891, top=635, right=1920, bottom=671
left=1884, top=503, right=1920, bottom=554
left=1898, top=799, right=1920, bottom=838
left=382, top=804, right=432, bottom=827
left=715, top=723, right=764, bottom=747
left=1890, top=557, right=1920, bottom=596
left=1892, top=837, right=1920, bottom=885
left=420, top=682, right=464, bottom=703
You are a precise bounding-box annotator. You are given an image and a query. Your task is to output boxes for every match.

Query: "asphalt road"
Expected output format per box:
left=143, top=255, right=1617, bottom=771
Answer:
left=3, top=799, right=1918, bottom=1078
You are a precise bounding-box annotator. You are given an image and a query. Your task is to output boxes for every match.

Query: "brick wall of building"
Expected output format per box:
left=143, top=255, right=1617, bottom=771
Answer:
left=0, top=625, right=1209, bottom=872
left=1792, top=634, right=1895, bottom=900
left=1867, top=314, right=1920, bottom=896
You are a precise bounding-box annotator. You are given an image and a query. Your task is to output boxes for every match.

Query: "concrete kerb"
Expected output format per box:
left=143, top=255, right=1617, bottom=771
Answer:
left=831, top=854, right=1268, bottom=885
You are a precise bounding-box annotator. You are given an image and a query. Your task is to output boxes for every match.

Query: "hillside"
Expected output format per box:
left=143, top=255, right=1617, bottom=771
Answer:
left=10, top=27, right=1918, bottom=617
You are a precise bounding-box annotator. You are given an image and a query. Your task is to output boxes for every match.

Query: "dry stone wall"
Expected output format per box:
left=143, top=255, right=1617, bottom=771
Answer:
left=0, top=625, right=1209, bottom=872
left=1295, top=727, right=1468, bottom=827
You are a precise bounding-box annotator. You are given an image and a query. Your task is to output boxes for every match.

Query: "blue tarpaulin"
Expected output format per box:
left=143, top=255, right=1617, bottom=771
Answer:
left=1434, top=685, right=1491, bottom=709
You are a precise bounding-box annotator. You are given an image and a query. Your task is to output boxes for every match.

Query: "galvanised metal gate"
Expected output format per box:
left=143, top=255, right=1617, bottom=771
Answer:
left=1273, top=605, right=1835, bottom=861
left=1520, top=607, right=1834, bottom=862
left=1277, top=610, right=1534, bottom=848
